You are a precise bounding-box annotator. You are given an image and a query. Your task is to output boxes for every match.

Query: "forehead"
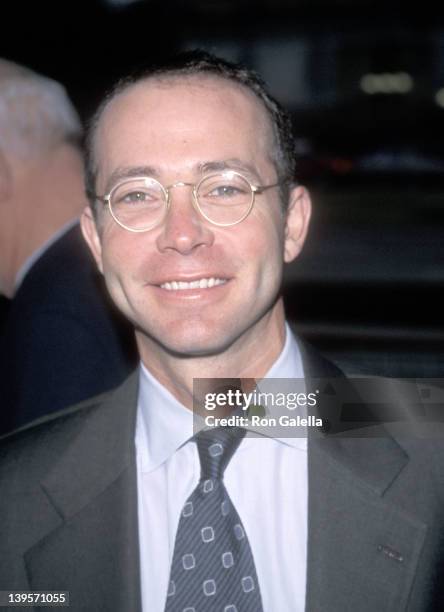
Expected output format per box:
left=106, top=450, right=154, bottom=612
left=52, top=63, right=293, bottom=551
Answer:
left=94, top=75, right=275, bottom=182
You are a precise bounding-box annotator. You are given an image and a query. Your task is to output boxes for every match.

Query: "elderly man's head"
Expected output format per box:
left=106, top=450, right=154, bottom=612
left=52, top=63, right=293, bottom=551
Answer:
left=0, top=59, right=81, bottom=160
left=0, top=59, right=84, bottom=297
left=81, top=51, right=311, bottom=367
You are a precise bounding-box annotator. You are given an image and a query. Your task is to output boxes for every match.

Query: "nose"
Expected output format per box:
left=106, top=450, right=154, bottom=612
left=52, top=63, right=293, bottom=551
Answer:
left=155, top=183, right=214, bottom=255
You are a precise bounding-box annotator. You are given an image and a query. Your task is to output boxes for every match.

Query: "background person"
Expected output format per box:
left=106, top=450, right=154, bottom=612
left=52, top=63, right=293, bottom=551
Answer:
left=0, top=59, right=137, bottom=435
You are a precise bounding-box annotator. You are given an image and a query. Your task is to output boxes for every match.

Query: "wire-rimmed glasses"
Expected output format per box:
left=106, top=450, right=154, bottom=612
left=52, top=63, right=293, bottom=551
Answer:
left=91, top=170, right=281, bottom=232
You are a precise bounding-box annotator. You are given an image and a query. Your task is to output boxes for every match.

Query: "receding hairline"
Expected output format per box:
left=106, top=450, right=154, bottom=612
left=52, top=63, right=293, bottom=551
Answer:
left=103, top=72, right=273, bottom=125
left=92, top=72, right=278, bottom=174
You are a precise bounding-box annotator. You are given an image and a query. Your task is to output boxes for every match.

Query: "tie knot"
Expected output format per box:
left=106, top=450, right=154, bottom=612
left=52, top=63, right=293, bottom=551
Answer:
left=195, top=427, right=246, bottom=480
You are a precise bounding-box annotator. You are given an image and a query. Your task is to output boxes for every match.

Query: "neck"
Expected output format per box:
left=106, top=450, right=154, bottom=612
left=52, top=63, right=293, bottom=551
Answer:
left=137, top=299, right=287, bottom=409
left=6, top=144, right=86, bottom=296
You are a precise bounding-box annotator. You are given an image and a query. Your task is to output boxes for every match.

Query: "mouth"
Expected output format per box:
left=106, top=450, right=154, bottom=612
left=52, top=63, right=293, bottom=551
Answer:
left=159, top=277, right=228, bottom=291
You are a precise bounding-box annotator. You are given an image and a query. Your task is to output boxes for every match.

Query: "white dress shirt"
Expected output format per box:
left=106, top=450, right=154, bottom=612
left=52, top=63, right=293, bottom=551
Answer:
left=135, top=325, right=307, bottom=612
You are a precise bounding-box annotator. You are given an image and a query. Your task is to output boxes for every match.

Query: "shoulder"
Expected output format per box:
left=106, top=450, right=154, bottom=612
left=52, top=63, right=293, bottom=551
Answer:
left=0, top=372, right=138, bottom=537
left=295, top=337, right=444, bottom=467
left=0, top=369, right=139, bottom=472
left=0, top=390, right=112, bottom=483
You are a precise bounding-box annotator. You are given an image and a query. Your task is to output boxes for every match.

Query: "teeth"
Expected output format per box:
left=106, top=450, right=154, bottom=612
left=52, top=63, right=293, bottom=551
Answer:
left=160, top=277, right=227, bottom=291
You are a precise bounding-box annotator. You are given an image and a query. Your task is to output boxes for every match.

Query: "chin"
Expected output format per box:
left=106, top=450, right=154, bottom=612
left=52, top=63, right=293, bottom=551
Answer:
left=149, top=321, right=239, bottom=358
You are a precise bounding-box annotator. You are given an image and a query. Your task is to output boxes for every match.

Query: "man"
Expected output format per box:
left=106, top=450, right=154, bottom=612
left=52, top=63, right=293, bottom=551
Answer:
left=0, top=59, right=136, bottom=434
left=1, top=52, right=444, bottom=611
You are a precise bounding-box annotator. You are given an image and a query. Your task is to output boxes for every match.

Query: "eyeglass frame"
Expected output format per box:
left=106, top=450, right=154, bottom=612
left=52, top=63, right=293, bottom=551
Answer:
left=88, top=170, right=283, bottom=232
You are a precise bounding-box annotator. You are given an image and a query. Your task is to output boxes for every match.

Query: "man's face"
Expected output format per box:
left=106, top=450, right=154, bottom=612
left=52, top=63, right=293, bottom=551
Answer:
left=82, top=76, right=310, bottom=361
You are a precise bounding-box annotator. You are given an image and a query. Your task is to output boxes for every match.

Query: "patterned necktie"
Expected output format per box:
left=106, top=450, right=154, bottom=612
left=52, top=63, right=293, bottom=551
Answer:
left=164, top=427, right=264, bottom=612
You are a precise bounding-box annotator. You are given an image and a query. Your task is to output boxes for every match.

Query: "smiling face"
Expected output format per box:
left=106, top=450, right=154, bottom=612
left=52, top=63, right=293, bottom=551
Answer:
left=82, top=75, right=310, bottom=370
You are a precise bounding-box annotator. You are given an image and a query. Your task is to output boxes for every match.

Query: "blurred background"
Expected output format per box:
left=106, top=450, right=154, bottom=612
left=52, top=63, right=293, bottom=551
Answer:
left=1, top=0, right=444, bottom=377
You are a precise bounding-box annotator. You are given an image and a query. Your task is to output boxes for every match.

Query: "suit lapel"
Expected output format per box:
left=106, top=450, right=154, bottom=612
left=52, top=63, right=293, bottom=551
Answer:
left=24, top=372, right=142, bottom=612
left=300, top=342, right=428, bottom=611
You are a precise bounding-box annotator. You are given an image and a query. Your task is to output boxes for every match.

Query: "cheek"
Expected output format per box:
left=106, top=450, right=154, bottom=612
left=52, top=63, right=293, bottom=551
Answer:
left=236, top=223, right=285, bottom=295
left=100, top=228, right=144, bottom=282
left=242, top=210, right=285, bottom=267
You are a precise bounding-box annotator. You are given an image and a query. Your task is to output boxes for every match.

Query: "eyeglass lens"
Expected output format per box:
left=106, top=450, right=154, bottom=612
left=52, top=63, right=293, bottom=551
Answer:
left=109, top=172, right=254, bottom=230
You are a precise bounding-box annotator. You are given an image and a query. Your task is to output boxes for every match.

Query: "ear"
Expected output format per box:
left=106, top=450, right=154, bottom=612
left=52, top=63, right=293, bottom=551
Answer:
left=283, top=185, right=311, bottom=263
left=80, top=206, right=104, bottom=273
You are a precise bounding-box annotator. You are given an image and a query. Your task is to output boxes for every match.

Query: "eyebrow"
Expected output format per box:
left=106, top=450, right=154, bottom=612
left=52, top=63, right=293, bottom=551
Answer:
left=104, top=158, right=262, bottom=192
left=105, top=165, right=160, bottom=192
left=199, top=159, right=261, bottom=181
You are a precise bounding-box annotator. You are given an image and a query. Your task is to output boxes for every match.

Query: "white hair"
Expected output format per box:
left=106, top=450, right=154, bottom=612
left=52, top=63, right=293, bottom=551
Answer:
left=0, top=59, right=82, bottom=159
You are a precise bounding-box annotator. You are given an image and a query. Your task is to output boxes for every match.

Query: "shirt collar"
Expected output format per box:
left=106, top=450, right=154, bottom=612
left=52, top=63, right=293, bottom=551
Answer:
left=136, top=323, right=305, bottom=473
left=254, top=324, right=307, bottom=451
left=136, top=361, right=195, bottom=473
left=14, top=218, right=79, bottom=292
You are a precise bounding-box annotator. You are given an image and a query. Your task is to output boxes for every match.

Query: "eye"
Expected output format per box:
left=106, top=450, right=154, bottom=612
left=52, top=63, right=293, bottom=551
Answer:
left=122, top=191, right=149, bottom=204
left=115, top=188, right=161, bottom=206
left=198, top=175, right=252, bottom=209
left=208, top=184, right=244, bottom=198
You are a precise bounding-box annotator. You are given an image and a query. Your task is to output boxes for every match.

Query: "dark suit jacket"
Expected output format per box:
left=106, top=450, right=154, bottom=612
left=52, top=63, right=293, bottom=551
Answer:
left=1, top=345, right=444, bottom=611
left=0, top=224, right=137, bottom=435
